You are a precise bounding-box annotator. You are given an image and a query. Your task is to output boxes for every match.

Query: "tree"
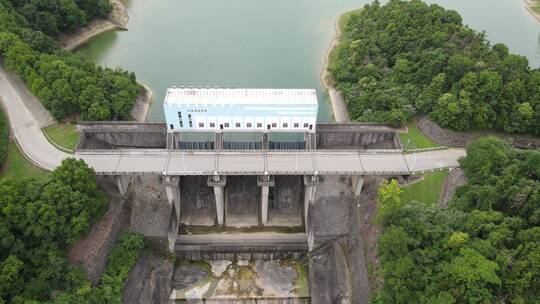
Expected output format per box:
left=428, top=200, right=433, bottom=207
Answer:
left=375, top=179, right=403, bottom=224
left=440, top=248, right=500, bottom=303
left=0, top=256, right=24, bottom=300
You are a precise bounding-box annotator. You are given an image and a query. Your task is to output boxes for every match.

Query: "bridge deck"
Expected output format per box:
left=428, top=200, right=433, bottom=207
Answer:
left=75, top=149, right=465, bottom=175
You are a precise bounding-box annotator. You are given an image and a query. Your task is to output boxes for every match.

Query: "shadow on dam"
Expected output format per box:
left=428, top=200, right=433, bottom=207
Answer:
left=179, top=176, right=304, bottom=229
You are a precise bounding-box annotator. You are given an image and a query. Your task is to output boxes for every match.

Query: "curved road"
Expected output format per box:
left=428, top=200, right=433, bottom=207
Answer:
left=0, top=65, right=70, bottom=170
left=1, top=65, right=466, bottom=175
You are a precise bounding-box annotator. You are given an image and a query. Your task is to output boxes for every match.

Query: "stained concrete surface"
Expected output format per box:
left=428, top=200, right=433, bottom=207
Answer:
left=308, top=175, right=371, bottom=304
left=129, top=175, right=171, bottom=244
left=268, top=176, right=303, bottom=227
left=170, top=259, right=308, bottom=301
left=123, top=253, right=174, bottom=304
left=180, top=176, right=216, bottom=226
left=226, top=176, right=259, bottom=227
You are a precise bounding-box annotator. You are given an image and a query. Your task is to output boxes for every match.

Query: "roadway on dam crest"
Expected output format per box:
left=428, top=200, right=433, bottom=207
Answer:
left=1, top=65, right=466, bottom=175
left=76, top=149, right=466, bottom=176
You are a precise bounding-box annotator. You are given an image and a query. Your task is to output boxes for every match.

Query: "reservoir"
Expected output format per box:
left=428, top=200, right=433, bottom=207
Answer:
left=78, top=0, right=540, bottom=122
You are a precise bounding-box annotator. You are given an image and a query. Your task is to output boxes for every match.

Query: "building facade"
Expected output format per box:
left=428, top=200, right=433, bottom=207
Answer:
left=163, top=88, right=318, bottom=133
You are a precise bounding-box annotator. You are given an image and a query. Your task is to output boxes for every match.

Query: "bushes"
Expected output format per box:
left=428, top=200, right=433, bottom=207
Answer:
left=330, top=0, right=540, bottom=135
left=374, top=138, right=540, bottom=303
left=0, top=108, right=7, bottom=167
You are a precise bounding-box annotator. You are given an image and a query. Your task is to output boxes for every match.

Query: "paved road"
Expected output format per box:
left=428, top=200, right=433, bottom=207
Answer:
left=1, top=64, right=465, bottom=175
left=76, top=148, right=465, bottom=175
left=0, top=65, right=70, bottom=170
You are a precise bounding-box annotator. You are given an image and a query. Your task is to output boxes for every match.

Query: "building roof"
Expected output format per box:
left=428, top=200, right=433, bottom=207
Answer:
left=164, top=88, right=318, bottom=106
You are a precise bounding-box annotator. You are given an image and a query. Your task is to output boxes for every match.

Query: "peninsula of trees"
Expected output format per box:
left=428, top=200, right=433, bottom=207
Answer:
left=375, top=137, right=540, bottom=303
left=329, top=0, right=540, bottom=136
left=0, top=0, right=139, bottom=121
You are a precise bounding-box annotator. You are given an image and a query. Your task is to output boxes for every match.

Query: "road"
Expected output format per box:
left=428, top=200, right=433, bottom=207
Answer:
left=1, top=65, right=466, bottom=176
left=76, top=148, right=465, bottom=175
left=0, top=65, right=70, bottom=170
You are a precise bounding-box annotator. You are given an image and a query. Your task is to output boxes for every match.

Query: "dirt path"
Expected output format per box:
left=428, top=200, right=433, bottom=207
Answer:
left=58, top=0, right=129, bottom=51
left=320, top=14, right=350, bottom=123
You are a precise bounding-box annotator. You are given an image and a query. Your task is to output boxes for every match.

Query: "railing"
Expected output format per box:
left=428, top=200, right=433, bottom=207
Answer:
left=404, top=146, right=449, bottom=153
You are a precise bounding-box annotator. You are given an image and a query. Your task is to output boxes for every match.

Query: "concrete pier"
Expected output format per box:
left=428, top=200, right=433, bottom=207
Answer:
left=352, top=175, right=365, bottom=196
left=208, top=175, right=227, bottom=226
left=257, top=175, right=275, bottom=225
left=116, top=175, right=132, bottom=196
left=165, top=176, right=181, bottom=252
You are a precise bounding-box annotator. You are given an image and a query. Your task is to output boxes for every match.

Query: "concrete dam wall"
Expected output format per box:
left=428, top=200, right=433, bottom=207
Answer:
left=77, top=122, right=401, bottom=150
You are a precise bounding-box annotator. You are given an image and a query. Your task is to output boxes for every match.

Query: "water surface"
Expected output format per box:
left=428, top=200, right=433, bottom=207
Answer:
left=78, top=0, right=540, bottom=121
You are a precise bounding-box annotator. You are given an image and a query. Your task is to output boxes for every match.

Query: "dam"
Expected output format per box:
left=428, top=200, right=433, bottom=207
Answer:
left=73, top=88, right=461, bottom=302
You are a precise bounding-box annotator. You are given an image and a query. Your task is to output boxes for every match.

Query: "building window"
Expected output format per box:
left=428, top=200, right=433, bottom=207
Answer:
left=303, top=123, right=309, bottom=128
left=271, top=123, right=277, bottom=128
left=294, top=123, right=299, bottom=128
left=198, top=122, right=204, bottom=128
left=178, top=112, right=183, bottom=128
left=224, top=122, right=230, bottom=128
left=246, top=123, right=252, bottom=128
left=235, top=123, right=241, bottom=128
left=188, top=114, right=193, bottom=128
left=169, top=124, right=174, bottom=130
left=210, top=122, right=216, bottom=128
left=283, top=123, right=288, bottom=128
left=257, top=122, right=262, bottom=128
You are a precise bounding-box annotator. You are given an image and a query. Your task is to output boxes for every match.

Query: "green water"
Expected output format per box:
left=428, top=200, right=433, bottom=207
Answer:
left=77, top=0, right=540, bottom=122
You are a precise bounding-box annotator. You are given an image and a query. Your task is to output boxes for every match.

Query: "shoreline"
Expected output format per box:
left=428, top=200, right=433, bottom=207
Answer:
left=58, top=0, right=129, bottom=51
left=524, top=0, right=540, bottom=23
left=320, top=11, right=352, bottom=123
left=130, top=84, right=153, bottom=122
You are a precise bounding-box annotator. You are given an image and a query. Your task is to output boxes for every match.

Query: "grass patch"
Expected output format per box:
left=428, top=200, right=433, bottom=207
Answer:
left=531, top=0, right=540, bottom=13
left=180, top=225, right=305, bottom=235
left=43, top=122, right=80, bottom=151
left=399, top=120, right=441, bottom=150
left=293, top=262, right=309, bottom=297
left=0, top=141, right=50, bottom=182
left=400, top=170, right=449, bottom=207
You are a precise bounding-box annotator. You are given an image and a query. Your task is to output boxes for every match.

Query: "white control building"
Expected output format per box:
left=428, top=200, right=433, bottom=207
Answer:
left=163, top=88, right=318, bottom=133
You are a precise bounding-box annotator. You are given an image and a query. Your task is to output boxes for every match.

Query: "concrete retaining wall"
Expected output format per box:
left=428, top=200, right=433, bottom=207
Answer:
left=78, top=122, right=167, bottom=149
left=77, top=122, right=401, bottom=150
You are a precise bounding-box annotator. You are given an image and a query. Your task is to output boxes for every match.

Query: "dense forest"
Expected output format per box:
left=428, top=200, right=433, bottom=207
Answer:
left=329, top=0, right=540, bottom=136
left=5, top=0, right=112, bottom=36
left=0, top=159, right=144, bottom=303
left=0, top=0, right=139, bottom=121
left=374, top=137, right=540, bottom=303
left=0, top=109, right=7, bottom=167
